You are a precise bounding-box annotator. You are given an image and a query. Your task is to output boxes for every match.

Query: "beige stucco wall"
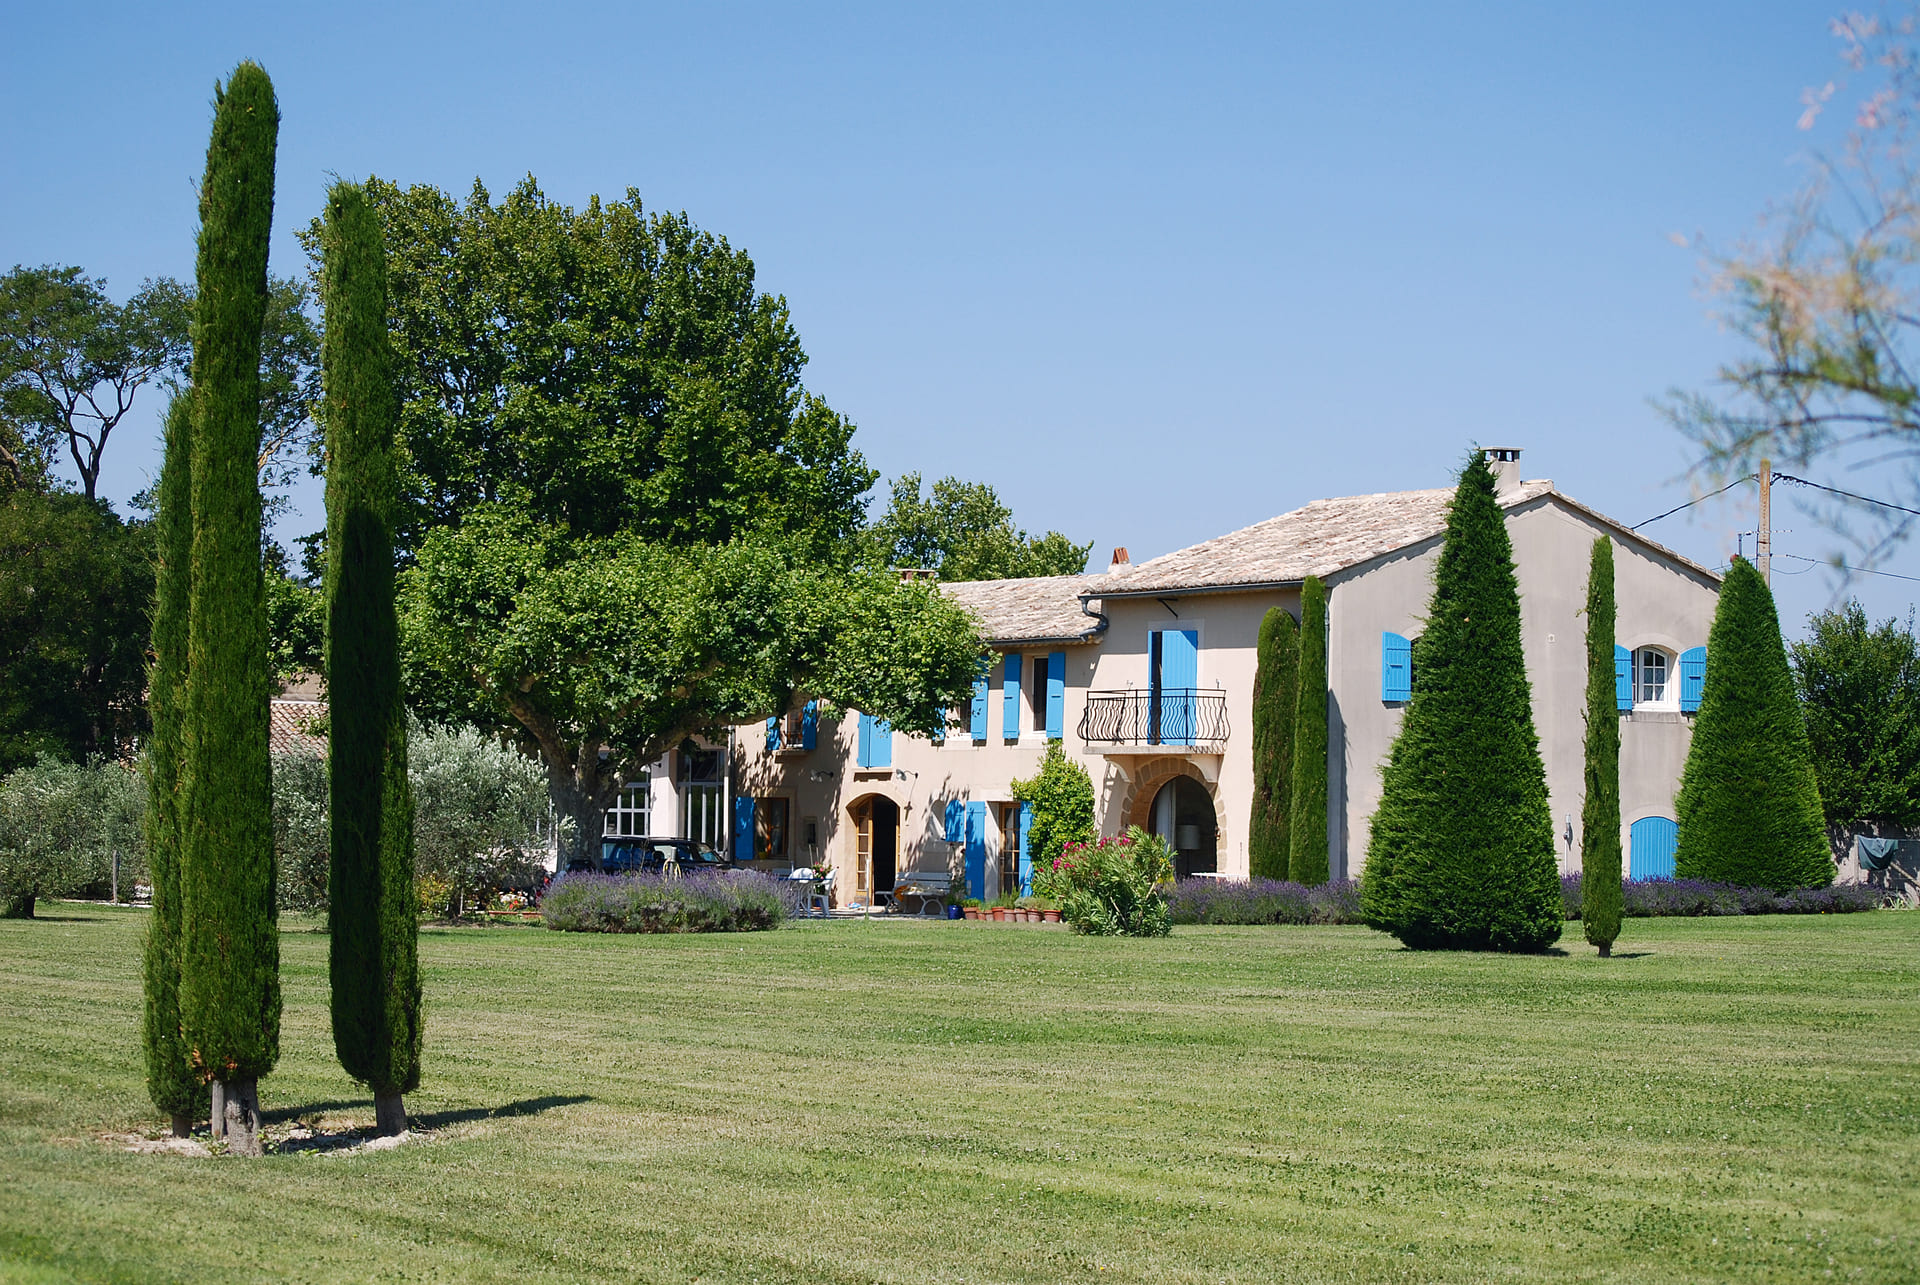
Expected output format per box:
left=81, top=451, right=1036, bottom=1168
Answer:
left=731, top=491, right=1720, bottom=898
left=1326, top=494, right=1720, bottom=877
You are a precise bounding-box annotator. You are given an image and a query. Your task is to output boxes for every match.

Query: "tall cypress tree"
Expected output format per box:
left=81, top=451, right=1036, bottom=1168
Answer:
left=1288, top=576, right=1330, bottom=885
left=178, top=62, right=280, bottom=1156
left=1360, top=454, right=1561, bottom=952
left=1580, top=537, right=1623, bottom=956
left=141, top=394, right=207, bottom=1136
left=1248, top=606, right=1298, bottom=879
left=1674, top=557, right=1832, bottom=891
left=323, top=181, right=423, bottom=1135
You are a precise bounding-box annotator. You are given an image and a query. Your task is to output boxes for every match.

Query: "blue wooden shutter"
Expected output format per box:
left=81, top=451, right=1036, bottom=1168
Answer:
left=733, top=796, right=755, bottom=862
left=944, top=799, right=964, bottom=843
left=1382, top=632, right=1411, bottom=702
left=1046, top=650, right=1067, bottom=740
left=969, top=670, right=989, bottom=741
left=857, top=713, right=873, bottom=767
left=1017, top=800, right=1034, bottom=895
left=1614, top=645, right=1633, bottom=712
left=872, top=719, right=892, bottom=768
left=801, top=700, right=818, bottom=750
left=1156, top=629, right=1198, bottom=745
left=964, top=802, right=988, bottom=899
left=1002, top=653, right=1022, bottom=738
left=766, top=716, right=780, bottom=753
left=1679, top=647, right=1706, bottom=712
left=1629, top=816, right=1678, bottom=880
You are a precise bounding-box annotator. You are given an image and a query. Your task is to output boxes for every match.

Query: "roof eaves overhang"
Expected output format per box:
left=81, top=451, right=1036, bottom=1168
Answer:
left=1081, top=578, right=1305, bottom=601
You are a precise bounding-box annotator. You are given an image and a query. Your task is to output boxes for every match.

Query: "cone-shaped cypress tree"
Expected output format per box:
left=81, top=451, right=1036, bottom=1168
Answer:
left=1288, top=576, right=1330, bottom=885
left=141, top=394, right=208, bottom=1136
left=1580, top=537, right=1623, bottom=956
left=178, top=62, right=280, bottom=1155
left=323, top=181, right=423, bottom=1135
left=1674, top=557, right=1832, bottom=891
left=1248, top=606, right=1298, bottom=879
left=1360, top=454, right=1562, bottom=951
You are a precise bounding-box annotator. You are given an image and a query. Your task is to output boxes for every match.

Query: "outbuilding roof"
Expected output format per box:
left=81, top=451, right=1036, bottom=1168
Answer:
left=1086, top=480, right=1718, bottom=597
left=940, top=575, right=1104, bottom=646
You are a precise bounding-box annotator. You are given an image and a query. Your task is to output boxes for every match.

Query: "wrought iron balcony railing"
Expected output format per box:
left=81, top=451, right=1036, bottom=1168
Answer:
left=1078, top=689, right=1229, bottom=750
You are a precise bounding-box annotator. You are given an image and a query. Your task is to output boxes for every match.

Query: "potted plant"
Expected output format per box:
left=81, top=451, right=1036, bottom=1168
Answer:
left=961, top=898, right=982, bottom=920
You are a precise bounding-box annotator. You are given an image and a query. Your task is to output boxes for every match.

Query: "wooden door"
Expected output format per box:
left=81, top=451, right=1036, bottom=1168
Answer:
left=854, top=803, right=872, bottom=897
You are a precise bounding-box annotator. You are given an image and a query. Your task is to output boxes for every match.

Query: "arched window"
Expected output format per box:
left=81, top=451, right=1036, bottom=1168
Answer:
left=1635, top=647, right=1673, bottom=708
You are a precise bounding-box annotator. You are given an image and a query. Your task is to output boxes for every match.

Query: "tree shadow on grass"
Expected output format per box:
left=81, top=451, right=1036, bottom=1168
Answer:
left=411, top=1095, right=594, bottom=1129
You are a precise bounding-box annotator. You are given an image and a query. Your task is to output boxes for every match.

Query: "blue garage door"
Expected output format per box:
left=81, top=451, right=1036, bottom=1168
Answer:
left=1629, top=816, right=1678, bottom=881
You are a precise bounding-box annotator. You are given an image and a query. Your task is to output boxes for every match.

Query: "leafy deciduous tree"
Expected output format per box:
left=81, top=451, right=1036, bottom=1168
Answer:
left=864, top=472, right=1091, bottom=580
left=1010, top=740, right=1096, bottom=875
left=1248, top=605, right=1297, bottom=880
left=1790, top=600, right=1920, bottom=832
left=1361, top=454, right=1562, bottom=952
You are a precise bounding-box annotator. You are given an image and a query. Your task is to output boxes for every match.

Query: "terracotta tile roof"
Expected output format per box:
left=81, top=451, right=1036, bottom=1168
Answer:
left=269, top=698, right=326, bottom=756
left=1086, top=481, right=1718, bottom=596
left=940, top=575, right=1104, bottom=646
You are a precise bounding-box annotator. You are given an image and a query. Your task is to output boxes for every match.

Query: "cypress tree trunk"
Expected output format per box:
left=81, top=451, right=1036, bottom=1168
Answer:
left=1580, top=537, right=1623, bottom=956
left=1248, top=606, right=1298, bottom=880
left=1288, top=576, right=1331, bottom=885
left=1360, top=454, right=1562, bottom=952
left=323, top=181, right=423, bottom=1133
left=1674, top=557, right=1831, bottom=891
left=142, top=394, right=208, bottom=1137
left=178, top=62, right=281, bottom=1157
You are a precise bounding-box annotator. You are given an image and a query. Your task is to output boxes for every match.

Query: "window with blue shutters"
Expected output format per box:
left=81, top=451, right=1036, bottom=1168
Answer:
left=801, top=700, right=818, bottom=750
left=1002, top=653, right=1022, bottom=739
left=1614, top=644, right=1633, bottom=712
left=1382, top=632, right=1412, bottom=702
left=1150, top=629, right=1200, bottom=745
left=871, top=718, right=891, bottom=767
left=1046, top=650, right=1067, bottom=740
left=1678, top=646, right=1706, bottom=713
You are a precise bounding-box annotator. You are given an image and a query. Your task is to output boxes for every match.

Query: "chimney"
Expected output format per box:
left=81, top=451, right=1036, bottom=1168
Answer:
left=1482, top=447, right=1523, bottom=496
left=1110, top=546, right=1130, bottom=567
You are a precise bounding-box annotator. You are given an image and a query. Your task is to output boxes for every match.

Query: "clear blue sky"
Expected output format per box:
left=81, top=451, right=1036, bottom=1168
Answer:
left=5, top=0, right=1911, bottom=633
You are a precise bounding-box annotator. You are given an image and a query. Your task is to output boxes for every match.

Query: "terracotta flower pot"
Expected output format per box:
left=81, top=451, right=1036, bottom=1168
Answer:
left=964, top=907, right=980, bottom=920
left=991, top=906, right=1007, bottom=921
left=1042, top=909, right=1061, bottom=923
left=1021, top=909, right=1036, bottom=923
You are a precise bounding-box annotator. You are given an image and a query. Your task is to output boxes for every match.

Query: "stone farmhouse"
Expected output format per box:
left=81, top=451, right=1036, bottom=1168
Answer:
left=615, top=450, right=1723, bottom=906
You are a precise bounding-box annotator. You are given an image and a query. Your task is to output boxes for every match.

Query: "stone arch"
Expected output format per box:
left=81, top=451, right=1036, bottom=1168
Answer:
left=1118, top=757, right=1218, bottom=834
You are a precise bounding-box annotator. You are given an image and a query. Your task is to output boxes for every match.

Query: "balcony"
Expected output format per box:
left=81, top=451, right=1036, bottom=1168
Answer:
left=1077, top=689, right=1229, bottom=753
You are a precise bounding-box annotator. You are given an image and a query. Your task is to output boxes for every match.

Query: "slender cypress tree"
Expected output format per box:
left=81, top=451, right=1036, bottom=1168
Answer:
left=178, top=63, right=280, bottom=1155
left=1288, top=576, right=1330, bottom=885
left=1248, top=606, right=1298, bottom=879
left=1580, top=537, right=1623, bottom=956
left=1360, top=454, right=1562, bottom=952
left=323, top=181, right=423, bottom=1135
left=141, top=394, right=207, bottom=1136
left=1674, top=557, right=1832, bottom=891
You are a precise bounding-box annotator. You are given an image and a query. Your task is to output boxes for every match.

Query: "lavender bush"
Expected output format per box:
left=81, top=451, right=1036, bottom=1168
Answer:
left=1559, top=873, right=1883, bottom=919
left=540, top=871, right=798, bottom=933
left=1164, top=878, right=1364, bottom=926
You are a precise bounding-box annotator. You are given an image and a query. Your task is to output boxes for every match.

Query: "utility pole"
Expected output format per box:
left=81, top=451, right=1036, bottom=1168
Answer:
left=1757, top=459, right=1772, bottom=584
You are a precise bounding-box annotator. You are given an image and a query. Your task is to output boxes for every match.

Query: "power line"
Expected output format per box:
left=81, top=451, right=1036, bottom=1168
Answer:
left=1772, top=551, right=1920, bottom=584
left=1769, top=472, right=1920, bottom=520
left=1631, top=474, right=1754, bottom=530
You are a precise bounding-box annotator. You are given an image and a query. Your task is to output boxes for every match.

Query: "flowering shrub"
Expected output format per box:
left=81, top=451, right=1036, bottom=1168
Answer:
left=1034, top=827, right=1173, bottom=937
left=540, top=871, right=796, bottom=933
left=1559, top=873, right=1884, bottom=918
left=1165, top=878, right=1363, bottom=925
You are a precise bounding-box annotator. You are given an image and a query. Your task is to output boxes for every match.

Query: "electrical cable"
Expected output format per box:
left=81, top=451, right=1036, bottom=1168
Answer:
left=1772, top=551, right=1920, bottom=584
left=1630, top=474, right=1755, bottom=530
left=1769, top=472, right=1920, bottom=520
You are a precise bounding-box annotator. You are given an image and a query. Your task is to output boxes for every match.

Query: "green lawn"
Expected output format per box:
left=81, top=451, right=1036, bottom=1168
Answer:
left=0, top=907, right=1915, bottom=1284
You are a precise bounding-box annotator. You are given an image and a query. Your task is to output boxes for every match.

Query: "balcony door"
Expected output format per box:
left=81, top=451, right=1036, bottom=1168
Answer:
left=1150, top=628, right=1199, bottom=746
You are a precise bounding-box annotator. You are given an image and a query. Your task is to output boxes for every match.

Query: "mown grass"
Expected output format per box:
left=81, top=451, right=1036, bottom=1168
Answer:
left=0, top=906, right=1915, bottom=1283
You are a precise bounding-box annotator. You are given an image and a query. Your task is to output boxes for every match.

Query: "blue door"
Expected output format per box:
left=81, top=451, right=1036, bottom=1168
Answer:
left=965, top=802, right=988, bottom=899
left=1629, top=816, right=1678, bottom=880
left=1153, top=628, right=1199, bottom=745
left=1017, top=800, right=1034, bottom=895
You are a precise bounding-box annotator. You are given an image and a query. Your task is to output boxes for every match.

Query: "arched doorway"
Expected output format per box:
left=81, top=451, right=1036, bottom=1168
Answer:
left=1149, top=776, right=1216, bottom=879
left=849, top=795, right=899, bottom=904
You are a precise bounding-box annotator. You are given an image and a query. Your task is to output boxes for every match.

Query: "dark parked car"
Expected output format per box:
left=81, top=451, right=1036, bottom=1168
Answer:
left=584, top=837, right=734, bottom=875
